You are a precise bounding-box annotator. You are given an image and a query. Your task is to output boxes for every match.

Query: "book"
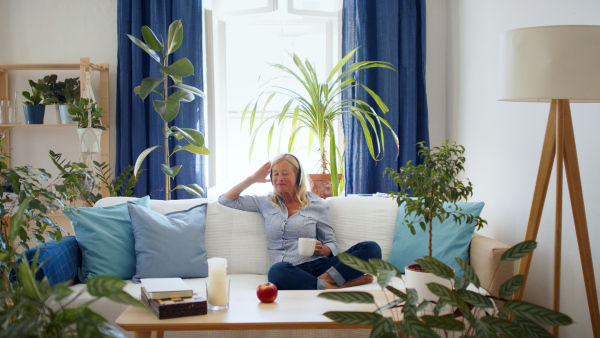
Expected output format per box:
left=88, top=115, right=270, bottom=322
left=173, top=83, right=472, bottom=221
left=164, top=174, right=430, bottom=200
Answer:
left=141, top=287, right=207, bottom=319
left=140, top=278, right=193, bottom=299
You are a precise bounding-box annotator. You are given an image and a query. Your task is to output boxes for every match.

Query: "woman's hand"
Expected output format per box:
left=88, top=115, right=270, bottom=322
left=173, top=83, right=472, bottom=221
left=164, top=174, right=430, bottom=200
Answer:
left=314, top=241, right=332, bottom=257
left=250, top=161, right=271, bottom=184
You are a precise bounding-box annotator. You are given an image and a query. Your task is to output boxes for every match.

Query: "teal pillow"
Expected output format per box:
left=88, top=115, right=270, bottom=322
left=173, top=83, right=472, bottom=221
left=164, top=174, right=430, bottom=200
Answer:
left=64, top=196, right=151, bottom=282
left=388, top=202, right=484, bottom=277
left=127, top=202, right=208, bottom=283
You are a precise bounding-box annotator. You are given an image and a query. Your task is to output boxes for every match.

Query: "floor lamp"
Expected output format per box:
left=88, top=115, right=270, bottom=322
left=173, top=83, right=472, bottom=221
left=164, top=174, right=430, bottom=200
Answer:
left=498, top=25, right=600, bottom=337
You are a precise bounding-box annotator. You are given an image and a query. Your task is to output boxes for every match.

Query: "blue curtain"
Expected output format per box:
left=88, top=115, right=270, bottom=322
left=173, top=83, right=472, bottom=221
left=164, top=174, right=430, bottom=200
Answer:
left=117, top=0, right=205, bottom=200
left=342, top=0, right=429, bottom=195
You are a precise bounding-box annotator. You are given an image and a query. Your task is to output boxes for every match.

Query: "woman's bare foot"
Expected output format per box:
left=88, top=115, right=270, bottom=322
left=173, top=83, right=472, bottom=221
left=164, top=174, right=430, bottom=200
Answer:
left=323, top=274, right=374, bottom=289
left=318, top=272, right=337, bottom=285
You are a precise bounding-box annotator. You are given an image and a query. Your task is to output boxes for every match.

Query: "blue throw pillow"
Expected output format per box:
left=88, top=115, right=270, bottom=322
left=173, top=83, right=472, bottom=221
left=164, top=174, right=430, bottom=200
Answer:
left=64, top=196, right=151, bottom=282
left=127, top=201, right=208, bottom=282
left=388, top=202, right=485, bottom=277
left=10, top=236, right=81, bottom=286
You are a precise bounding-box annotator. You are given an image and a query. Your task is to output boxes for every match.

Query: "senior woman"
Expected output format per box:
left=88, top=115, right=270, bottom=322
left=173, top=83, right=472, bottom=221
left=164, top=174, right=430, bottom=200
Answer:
left=218, top=153, right=381, bottom=290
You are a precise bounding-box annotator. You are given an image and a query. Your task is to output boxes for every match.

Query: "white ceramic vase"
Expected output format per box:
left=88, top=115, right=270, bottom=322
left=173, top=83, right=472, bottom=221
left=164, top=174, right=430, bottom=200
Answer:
left=404, top=263, right=454, bottom=312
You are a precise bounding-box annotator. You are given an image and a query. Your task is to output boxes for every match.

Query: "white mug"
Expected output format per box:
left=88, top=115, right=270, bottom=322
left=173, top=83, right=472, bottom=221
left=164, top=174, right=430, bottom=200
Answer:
left=298, top=238, right=317, bottom=257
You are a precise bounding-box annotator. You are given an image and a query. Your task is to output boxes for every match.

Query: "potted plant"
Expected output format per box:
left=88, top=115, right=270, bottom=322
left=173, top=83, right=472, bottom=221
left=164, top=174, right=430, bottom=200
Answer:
left=127, top=19, right=209, bottom=200
left=0, top=149, right=145, bottom=336
left=242, top=48, right=398, bottom=197
left=22, top=79, right=50, bottom=124
left=67, top=97, right=105, bottom=153
left=383, top=141, right=487, bottom=301
left=43, top=74, right=80, bottom=124
left=318, top=242, right=573, bottom=337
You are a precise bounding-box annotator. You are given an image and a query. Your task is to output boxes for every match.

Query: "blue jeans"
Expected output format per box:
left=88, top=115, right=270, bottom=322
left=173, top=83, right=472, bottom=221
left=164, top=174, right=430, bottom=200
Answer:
left=267, top=241, right=382, bottom=290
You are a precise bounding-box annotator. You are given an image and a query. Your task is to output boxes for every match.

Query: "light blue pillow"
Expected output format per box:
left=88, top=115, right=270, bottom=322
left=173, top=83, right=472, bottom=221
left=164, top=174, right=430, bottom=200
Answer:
left=388, top=202, right=484, bottom=277
left=127, top=201, right=208, bottom=283
left=64, top=196, right=151, bottom=282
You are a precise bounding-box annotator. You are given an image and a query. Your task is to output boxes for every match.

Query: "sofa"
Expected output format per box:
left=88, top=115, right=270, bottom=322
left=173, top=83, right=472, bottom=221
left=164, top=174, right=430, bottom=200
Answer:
left=39, top=195, right=514, bottom=338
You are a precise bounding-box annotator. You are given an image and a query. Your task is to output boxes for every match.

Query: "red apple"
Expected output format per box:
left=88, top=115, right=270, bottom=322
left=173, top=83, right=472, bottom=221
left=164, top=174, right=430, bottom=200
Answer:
left=256, top=282, right=278, bottom=303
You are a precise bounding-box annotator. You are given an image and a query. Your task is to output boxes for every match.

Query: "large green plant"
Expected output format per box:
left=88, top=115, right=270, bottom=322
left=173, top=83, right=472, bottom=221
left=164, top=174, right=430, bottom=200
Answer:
left=0, top=145, right=144, bottom=336
left=243, top=48, right=398, bottom=196
left=319, top=242, right=573, bottom=337
left=22, top=79, right=50, bottom=106
left=384, top=141, right=486, bottom=257
left=127, top=19, right=209, bottom=200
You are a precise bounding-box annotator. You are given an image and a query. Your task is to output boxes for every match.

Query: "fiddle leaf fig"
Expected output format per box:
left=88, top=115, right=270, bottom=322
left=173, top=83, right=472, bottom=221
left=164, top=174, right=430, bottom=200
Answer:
left=129, top=20, right=209, bottom=199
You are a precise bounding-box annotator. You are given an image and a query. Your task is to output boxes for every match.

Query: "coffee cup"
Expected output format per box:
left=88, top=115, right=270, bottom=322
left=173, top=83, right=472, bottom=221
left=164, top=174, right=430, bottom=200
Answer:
left=298, top=238, right=317, bottom=257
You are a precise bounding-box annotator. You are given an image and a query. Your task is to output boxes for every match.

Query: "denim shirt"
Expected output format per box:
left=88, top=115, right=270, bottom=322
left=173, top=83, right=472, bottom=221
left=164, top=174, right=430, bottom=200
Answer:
left=218, top=192, right=340, bottom=267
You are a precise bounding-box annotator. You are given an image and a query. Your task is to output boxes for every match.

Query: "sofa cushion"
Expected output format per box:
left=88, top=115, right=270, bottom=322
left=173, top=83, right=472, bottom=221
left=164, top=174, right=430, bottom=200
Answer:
left=388, top=201, right=485, bottom=277
left=326, top=196, right=398, bottom=261
left=128, top=202, right=209, bottom=282
left=12, top=236, right=81, bottom=286
left=64, top=196, right=151, bottom=282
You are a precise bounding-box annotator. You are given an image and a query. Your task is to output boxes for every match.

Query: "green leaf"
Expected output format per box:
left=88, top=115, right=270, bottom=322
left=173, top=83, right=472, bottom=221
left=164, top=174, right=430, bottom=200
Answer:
left=161, top=164, right=182, bottom=178
left=141, top=25, right=163, bottom=50
left=167, top=20, right=184, bottom=54
left=318, top=291, right=375, bottom=304
left=170, top=127, right=205, bottom=147
left=369, top=258, right=403, bottom=277
left=172, top=84, right=205, bottom=98
left=161, top=58, right=194, bottom=77
left=455, top=257, right=480, bottom=288
left=402, top=316, right=440, bottom=338
left=513, top=317, right=554, bottom=338
left=108, top=290, right=147, bottom=308
left=55, top=308, right=81, bottom=324
left=375, top=298, right=404, bottom=314
left=504, top=300, right=573, bottom=326
left=433, top=299, right=447, bottom=316
left=10, top=196, right=33, bottom=241
left=480, top=317, right=529, bottom=337
left=421, top=315, right=465, bottom=331
left=173, top=144, right=211, bottom=155
left=51, top=283, right=73, bottom=302
left=138, top=77, right=163, bottom=100
left=134, top=145, right=162, bottom=177
left=86, top=275, right=126, bottom=297
left=456, top=289, right=494, bottom=309
left=385, top=285, right=407, bottom=300
left=153, top=100, right=180, bottom=123
left=173, top=184, right=204, bottom=197
left=127, top=34, right=160, bottom=63
left=377, top=269, right=396, bottom=289
left=168, top=89, right=195, bottom=102
left=323, top=311, right=382, bottom=325
left=501, top=241, right=537, bottom=262
left=337, top=252, right=378, bottom=276
left=427, top=283, right=473, bottom=321
left=371, top=317, right=395, bottom=338
left=416, top=257, right=455, bottom=280
left=499, top=274, right=525, bottom=299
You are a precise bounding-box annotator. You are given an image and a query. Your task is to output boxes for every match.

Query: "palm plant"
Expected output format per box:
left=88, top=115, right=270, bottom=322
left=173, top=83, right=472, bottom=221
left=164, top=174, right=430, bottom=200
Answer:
left=243, top=48, right=399, bottom=195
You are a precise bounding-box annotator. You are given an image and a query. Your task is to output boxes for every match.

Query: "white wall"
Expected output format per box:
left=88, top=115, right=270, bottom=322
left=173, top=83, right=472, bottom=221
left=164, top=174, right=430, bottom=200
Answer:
left=446, top=1, right=600, bottom=336
left=0, top=0, right=118, bottom=175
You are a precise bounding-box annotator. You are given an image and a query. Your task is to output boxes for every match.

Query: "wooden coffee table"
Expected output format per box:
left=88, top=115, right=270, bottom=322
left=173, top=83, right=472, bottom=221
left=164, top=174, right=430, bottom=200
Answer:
left=116, top=289, right=395, bottom=337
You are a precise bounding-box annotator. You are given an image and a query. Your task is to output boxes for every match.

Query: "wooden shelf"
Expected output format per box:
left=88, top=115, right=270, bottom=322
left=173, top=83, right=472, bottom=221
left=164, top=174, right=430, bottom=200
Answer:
left=0, top=62, right=108, bottom=72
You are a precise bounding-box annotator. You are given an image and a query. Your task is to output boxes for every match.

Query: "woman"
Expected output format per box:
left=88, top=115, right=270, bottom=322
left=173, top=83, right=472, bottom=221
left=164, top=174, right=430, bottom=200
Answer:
left=218, top=153, right=381, bottom=290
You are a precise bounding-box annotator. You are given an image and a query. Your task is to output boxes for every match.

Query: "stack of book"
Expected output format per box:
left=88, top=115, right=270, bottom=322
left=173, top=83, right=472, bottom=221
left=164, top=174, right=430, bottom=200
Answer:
left=140, top=278, right=207, bottom=319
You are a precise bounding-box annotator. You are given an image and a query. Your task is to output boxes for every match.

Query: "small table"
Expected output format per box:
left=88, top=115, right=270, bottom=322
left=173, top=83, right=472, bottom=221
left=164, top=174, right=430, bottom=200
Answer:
left=116, top=289, right=395, bottom=337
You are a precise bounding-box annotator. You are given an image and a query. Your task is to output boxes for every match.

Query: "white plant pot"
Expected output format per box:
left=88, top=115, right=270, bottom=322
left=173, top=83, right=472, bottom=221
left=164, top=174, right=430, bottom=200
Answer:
left=58, top=104, right=76, bottom=124
left=77, top=128, right=102, bottom=153
left=404, top=263, right=454, bottom=312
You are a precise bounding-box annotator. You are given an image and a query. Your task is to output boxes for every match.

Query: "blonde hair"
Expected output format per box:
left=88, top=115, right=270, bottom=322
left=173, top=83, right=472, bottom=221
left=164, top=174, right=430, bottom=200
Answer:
left=269, top=153, right=309, bottom=210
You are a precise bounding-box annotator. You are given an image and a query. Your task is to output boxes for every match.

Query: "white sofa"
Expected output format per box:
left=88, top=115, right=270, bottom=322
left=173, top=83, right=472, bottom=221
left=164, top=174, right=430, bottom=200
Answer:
left=52, top=196, right=514, bottom=338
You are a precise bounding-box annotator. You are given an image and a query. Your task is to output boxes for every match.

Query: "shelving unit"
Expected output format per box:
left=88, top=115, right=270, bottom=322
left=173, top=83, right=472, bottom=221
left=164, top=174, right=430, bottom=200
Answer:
left=0, top=57, right=110, bottom=197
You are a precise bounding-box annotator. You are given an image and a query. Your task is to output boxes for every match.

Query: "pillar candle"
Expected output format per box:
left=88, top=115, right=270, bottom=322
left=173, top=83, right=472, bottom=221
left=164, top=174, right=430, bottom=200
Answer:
left=207, top=257, right=228, bottom=306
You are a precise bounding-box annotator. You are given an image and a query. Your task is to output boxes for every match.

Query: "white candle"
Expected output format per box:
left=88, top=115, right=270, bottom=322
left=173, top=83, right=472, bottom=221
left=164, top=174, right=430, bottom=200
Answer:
left=207, top=257, right=228, bottom=306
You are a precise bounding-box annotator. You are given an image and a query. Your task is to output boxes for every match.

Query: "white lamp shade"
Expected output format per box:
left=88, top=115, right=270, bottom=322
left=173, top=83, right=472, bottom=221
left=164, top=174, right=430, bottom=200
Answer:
left=498, top=25, right=600, bottom=102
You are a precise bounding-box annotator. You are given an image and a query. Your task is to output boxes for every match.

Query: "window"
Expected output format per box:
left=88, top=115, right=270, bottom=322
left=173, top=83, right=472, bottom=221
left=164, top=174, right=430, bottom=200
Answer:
left=204, top=0, right=342, bottom=197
